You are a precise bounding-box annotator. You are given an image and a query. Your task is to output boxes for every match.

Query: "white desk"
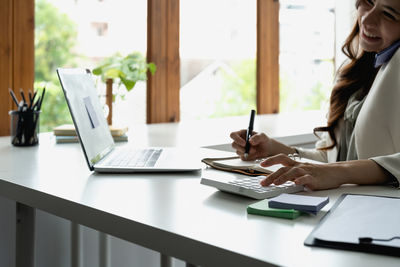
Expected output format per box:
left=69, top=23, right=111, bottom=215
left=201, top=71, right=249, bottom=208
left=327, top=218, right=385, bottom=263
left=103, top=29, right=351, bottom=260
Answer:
left=1, top=112, right=399, bottom=267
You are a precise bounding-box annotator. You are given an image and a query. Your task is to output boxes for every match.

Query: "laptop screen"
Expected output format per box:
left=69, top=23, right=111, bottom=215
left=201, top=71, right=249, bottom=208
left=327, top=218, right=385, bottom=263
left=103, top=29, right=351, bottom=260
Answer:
left=57, top=68, right=114, bottom=170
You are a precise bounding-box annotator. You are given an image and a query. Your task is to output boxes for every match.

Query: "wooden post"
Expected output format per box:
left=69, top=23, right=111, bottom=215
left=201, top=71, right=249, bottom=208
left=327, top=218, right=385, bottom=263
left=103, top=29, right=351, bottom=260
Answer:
left=147, top=0, right=180, bottom=123
left=257, top=0, right=280, bottom=114
left=0, top=0, right=34, bottom=136
left=0, top=0, right=13, bottom=136
left=106, top=78, right=113, bottom=125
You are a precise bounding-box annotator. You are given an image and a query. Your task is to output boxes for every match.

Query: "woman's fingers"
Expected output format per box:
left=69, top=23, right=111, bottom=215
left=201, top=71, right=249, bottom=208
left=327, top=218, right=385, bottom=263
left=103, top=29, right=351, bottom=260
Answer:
left=249, top=132, right=266, bottom=146
left=294, top=174, right=315, bottom=190
left=230, top=130, right=247, bottom=146
left=231, top=141, right=245, bottom=154
left=260, top=166, right=291, bottom=186
left=261, top=165, right=307, bottom=185
left=260, top=154, right=307, bottom=186
left=231, top=130, right=263, bottom=160
left=259, top=155, right=341, bottom=191
left=260, top=153, right=297, bottom=167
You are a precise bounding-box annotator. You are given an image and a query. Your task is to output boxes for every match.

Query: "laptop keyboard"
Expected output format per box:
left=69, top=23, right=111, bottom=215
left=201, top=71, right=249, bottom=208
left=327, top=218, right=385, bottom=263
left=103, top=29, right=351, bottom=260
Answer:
left=107, top=148, right=162, bottom=167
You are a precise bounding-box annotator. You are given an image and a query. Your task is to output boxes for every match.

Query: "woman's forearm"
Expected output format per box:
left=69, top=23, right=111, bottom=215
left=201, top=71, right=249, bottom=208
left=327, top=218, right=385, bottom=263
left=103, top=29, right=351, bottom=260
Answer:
left=330, top=159, right=392, bottom=185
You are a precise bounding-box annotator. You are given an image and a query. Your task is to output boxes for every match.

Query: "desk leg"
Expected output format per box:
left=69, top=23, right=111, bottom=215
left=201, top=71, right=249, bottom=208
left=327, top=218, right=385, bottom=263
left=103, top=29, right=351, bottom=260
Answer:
left=16, top=202, right=35, bottom=267
left=71, top=222, right=82, bottom=267
left=160, top=254, right=172, bottom=267
left=99, top=232, right=110, bottom=267
left=160, top=255, right=198, bottom=267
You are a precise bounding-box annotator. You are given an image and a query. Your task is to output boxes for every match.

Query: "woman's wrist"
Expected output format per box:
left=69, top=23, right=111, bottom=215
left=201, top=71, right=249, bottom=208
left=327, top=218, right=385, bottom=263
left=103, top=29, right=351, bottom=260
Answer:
left=269, top=138, right=297, bottom=156
left=291, top=147, right=299, bottom=155
left=329, top=160, right=390, bottom=185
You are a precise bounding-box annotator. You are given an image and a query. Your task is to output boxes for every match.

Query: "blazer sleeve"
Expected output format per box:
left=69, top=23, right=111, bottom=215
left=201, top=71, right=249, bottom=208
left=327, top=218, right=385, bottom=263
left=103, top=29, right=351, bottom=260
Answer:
left=295, top=131, right=330, bottom=163
left=295, top=120, right=345, bottom=164
left=370, top=154, right=400, bottom=187
left=296, top=147, right=327, bottom=162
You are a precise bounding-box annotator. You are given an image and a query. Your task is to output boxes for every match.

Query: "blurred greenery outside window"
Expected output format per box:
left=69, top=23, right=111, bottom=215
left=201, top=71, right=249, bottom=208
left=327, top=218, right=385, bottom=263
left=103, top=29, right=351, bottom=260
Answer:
left=35, top=0, right=335, bottom=132
left=35, top=0, right=76, bottom=132
left=279, top=0, right=335, bottom=113
left=179, top=0, right=335, bottom=120
left=35, top=0, right=148, bottom=132
left=179, top=0, right=257, bottom=120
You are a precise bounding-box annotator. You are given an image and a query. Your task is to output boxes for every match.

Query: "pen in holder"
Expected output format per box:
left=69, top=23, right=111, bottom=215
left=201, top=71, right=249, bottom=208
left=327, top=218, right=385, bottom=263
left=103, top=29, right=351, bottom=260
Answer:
left=9, top=110, right=40, bottom=146
left=8, top=87, right=46, bottom=146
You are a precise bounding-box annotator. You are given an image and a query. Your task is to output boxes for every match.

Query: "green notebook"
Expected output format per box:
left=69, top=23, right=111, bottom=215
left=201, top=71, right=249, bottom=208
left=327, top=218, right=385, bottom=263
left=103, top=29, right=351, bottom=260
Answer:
left=247, top=199, right=302, bottom=219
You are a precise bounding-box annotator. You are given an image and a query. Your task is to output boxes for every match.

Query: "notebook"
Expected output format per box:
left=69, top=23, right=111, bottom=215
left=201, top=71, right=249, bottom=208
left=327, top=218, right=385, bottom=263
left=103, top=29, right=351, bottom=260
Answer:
left=57, top=68, right=201, bottom=173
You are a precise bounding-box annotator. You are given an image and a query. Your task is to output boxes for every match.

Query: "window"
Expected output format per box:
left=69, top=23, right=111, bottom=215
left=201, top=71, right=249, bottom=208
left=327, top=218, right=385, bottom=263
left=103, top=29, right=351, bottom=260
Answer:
left=279, top=0, right=335, bottom=112
left=180, top=0, right=334, bottom=120
left=180, top=0, right=257, bottom=120
left=1, top=0, right=343, bottom=134
left=35, top=0, right=147, bottom=132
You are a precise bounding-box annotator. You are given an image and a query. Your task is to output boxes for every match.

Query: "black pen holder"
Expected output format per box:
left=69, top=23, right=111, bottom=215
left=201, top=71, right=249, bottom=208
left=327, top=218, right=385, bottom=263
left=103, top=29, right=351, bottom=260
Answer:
left=9, top=110, right=40, bottom=146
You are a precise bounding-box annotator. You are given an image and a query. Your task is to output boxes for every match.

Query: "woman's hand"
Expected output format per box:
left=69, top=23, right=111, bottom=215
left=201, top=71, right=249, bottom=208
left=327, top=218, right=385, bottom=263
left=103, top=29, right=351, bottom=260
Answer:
left=259, top=154, right=344, bottom=190
left=230, top=130, right=271, bottom=160
left=230, top=130, right=296, bottom=161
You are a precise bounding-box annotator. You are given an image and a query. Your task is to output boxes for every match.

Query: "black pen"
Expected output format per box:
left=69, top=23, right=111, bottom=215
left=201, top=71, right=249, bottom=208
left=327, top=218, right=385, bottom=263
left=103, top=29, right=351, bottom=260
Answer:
left=30, top=90, right=38, bottom=110
left=28, top=90, right=33, bottom=108
left=20, top=88, right=26, bottom=105
left=8, top=88, right=19, bottom=106
left=37, top=87, right=46, bottom=111
left=244, top=109, right=256, bottom=159
left=32, top=96, right=41, bottom=111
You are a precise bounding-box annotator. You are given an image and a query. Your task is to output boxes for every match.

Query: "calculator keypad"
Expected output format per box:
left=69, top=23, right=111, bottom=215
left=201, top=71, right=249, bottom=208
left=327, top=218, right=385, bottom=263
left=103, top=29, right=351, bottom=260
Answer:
left=228, top=177, right=296, bottom=194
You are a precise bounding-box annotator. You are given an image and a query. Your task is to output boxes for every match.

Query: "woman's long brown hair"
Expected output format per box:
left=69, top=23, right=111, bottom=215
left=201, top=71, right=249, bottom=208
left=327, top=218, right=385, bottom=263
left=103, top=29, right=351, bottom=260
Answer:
left=314, top=1, right=379, bottom=150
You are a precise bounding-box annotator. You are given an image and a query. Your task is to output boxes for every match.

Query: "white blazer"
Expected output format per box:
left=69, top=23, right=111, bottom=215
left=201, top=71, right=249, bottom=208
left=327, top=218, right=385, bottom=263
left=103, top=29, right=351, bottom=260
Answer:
left=298, top=49, right=400, bottom=184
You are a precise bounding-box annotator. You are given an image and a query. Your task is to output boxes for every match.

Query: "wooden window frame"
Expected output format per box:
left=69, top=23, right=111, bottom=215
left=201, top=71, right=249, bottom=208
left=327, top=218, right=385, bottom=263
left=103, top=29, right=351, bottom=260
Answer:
left=146, top=0, right=279, bottom=123
left=147, top=0, right=180, bottom=123
left=257, top=0, right=279, bottom=114
left=0, top=0, right=279, bottom=133
left=0, top=0, right=35, bottom=136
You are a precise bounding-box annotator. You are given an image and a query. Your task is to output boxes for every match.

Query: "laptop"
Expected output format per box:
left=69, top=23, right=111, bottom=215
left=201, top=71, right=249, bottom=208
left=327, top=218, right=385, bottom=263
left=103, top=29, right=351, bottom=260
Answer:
left=57, top=68, right=201, bottom=173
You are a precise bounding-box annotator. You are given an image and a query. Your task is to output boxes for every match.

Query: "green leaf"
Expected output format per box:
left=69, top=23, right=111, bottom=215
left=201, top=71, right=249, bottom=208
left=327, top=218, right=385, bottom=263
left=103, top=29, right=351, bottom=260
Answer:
left=121, top=77, right=136, bottom=91
left=92, top=51, right=157, bottom=99
left=92, top=63, right=111, bottom=75
left=104, top=68, right=121, bottom=79
left=92, top=67, right=102, bottom=75
left=148, top=63, right=156, bottom=75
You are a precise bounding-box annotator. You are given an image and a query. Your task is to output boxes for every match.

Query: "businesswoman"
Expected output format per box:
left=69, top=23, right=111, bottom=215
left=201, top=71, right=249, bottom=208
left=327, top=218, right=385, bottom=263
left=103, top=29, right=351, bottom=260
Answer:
left=230, top=0, right=400, bottom=190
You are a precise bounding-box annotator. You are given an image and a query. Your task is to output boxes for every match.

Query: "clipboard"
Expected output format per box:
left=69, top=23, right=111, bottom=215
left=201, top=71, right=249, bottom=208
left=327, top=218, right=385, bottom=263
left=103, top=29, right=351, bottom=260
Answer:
left=305, top=194, right=400, bottom=257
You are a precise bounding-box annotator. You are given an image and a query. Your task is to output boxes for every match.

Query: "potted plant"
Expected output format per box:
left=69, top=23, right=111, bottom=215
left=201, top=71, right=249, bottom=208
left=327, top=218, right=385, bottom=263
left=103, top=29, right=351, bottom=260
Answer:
left=92, top=52, right=156, bottom=125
